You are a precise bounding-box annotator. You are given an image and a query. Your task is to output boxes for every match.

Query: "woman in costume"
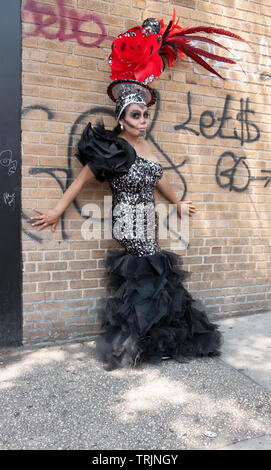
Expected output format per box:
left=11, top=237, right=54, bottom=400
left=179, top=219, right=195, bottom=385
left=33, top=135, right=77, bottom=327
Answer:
left=31, top=13, right=247, bottom=370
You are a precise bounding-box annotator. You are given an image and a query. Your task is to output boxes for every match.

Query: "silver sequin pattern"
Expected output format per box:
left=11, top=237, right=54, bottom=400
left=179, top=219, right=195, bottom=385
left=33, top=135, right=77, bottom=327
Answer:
left=115, top=93, right=147, bottom=121
left=108, top=155, right=163, bottom=257
left=113, top=82, right=153, bottom=120
left=141, top=18, right=161, bottom=35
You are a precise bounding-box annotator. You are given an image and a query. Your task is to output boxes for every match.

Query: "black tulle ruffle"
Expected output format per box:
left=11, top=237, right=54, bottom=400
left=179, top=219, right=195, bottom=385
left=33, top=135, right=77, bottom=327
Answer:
left=75, top=122, right=136, bottom=182
left=96, top=248, right=222, bottom=369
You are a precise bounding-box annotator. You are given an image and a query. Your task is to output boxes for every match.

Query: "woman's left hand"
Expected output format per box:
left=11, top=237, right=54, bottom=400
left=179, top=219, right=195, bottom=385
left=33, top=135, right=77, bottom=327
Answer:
left=177, top=200, right=196, bottom=218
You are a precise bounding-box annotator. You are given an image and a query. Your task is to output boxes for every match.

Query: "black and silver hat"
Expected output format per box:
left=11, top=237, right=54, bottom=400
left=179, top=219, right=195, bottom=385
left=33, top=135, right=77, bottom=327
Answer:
left=107, top=79, right=157, bottom=121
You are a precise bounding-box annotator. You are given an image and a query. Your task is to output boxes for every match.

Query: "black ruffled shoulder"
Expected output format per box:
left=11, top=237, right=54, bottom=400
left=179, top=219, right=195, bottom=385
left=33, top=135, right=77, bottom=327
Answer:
left=75, top=122, right=136, bottom=182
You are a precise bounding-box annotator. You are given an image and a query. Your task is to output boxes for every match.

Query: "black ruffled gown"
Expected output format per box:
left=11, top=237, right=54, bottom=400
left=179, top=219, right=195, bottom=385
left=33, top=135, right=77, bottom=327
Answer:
left=76, top=123, right=222, bottom=369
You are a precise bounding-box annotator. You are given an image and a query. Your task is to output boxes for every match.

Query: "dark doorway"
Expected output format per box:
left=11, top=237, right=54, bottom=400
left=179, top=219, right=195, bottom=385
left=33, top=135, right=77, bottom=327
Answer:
left=0, top=0, right=22, bottom=346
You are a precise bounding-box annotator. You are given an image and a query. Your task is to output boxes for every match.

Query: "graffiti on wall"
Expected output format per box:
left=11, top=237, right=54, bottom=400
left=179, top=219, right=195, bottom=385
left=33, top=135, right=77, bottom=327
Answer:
left=23, top=89, right=267, bottom=242
left=22, top=0, right=114, bottom=47
left=175, top=91, right=264, bottom=193
left=23, top=92, right=188, bottom=243
left=20, top=3, right=267, bottom=239
left=176, top=92, right=260, bottom=146
left=0, top=150, right=18, bottom=176
left=22, top=0, right=271, bottom=81
left=0, top=149, right=18, bottom=213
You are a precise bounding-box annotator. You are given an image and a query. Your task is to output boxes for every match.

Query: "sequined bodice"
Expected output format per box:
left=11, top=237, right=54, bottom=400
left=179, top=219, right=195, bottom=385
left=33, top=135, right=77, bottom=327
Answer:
left=107, top=155, right=163, bottom=256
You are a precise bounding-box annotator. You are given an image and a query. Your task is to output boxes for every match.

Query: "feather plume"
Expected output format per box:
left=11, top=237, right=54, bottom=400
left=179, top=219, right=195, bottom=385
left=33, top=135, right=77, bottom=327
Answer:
left=158, top=10, right=250, bottom=78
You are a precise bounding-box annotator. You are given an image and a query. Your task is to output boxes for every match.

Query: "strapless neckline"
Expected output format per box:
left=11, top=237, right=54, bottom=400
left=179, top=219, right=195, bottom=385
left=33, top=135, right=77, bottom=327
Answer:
left=136, top=154, right=162, bottom=168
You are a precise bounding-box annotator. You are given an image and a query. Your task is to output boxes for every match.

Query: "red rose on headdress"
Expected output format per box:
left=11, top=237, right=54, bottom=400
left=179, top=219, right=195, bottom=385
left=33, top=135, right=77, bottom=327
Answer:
left=108, top=26, right=164, bottom=84
left=108, top=10, right=249, bottom=84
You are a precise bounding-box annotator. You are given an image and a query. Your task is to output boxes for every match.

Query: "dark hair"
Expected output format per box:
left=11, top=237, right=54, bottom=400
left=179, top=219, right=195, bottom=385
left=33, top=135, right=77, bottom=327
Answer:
left=112, top=123, right=122, bottom=136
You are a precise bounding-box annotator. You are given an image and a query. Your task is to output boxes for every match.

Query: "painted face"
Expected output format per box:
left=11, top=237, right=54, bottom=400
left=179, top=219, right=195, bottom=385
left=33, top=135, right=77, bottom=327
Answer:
left=119, top=103, right=150, bottom=137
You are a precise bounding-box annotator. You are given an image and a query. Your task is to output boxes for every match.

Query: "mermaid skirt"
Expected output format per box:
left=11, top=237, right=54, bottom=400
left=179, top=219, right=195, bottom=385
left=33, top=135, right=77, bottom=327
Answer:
left=96, top=248, right=222, bottom=369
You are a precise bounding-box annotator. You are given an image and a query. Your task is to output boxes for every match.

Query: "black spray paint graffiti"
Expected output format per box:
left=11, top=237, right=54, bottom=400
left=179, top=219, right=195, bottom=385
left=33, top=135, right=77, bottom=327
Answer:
left=252, top=169, right=271, bottom=187
left=175, top=91, right=264, bottom=192
left=215, top=153, right=271, bottom=192
left=23, top=93, right=188, bottom=243
left=175, top=92, right=261, bottom=145
left=215, top=152, right=250, bottom=192
left=23, top=91, right=265, bottom=242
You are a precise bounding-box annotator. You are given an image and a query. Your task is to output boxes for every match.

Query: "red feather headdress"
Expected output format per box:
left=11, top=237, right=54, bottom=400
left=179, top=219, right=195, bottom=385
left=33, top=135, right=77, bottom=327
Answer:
left=107, top=10, right=250, bottom=118
left=108, top=9, right=249, bottom=84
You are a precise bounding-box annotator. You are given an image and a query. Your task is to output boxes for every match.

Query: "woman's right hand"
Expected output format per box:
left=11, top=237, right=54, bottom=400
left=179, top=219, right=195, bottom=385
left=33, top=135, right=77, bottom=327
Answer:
left=30, top=208, right=61, bottom=232
left=29, top=165, right=95, bottom=232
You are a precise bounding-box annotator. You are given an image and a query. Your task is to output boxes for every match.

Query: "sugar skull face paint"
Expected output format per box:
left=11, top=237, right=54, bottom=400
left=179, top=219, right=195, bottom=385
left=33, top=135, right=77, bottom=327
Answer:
left=119, top=103, right=150, bottom=137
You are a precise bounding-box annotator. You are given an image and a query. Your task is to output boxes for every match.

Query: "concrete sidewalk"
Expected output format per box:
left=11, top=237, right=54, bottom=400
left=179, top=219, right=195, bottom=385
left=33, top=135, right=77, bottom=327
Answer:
left=0, top=312, right=270, bottom=450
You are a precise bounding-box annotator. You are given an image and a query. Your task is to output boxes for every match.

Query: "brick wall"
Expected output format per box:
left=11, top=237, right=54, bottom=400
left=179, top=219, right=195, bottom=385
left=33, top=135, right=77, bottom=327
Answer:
left=21, top=0, right=271, bottom=344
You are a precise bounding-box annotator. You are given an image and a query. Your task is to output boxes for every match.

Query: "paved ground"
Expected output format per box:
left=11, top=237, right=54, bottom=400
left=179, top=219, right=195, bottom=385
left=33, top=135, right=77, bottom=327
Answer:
left=0, top=311, right=270, bottom=450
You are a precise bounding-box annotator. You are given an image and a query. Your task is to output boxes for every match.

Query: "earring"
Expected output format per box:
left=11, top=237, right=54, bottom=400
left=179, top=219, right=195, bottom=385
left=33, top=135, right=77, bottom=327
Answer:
left=120, top=123, right=124, bottom=131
